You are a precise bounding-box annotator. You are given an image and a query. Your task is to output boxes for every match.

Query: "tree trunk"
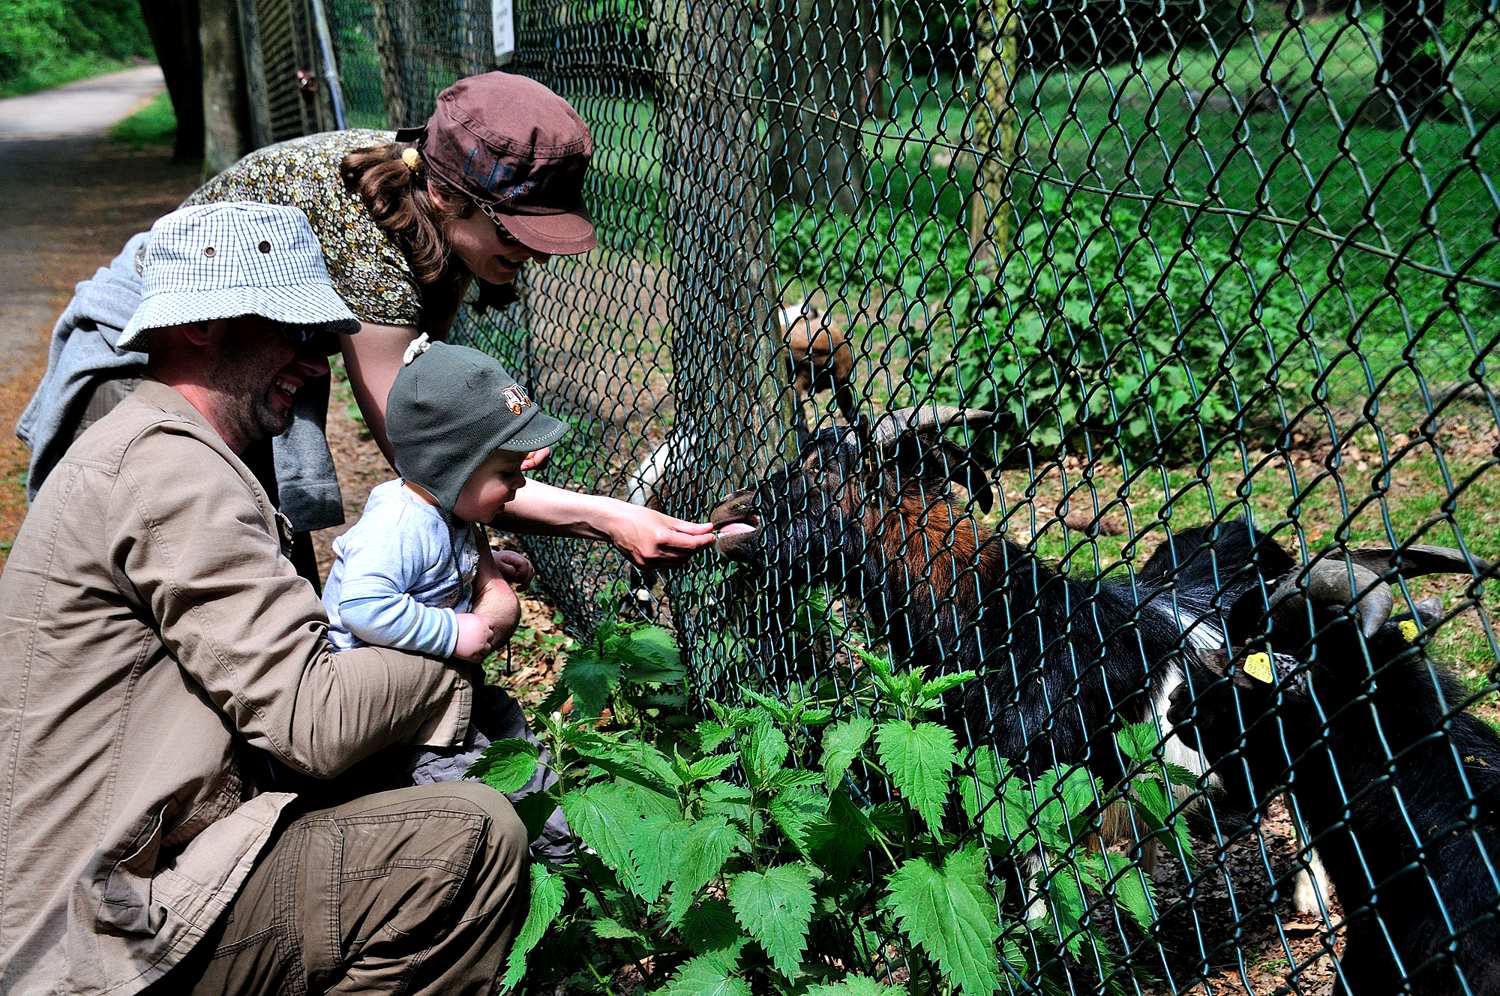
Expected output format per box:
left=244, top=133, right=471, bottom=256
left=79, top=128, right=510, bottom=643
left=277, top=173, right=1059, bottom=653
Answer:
left=968, top=0, right=1018, bottom=259
left=654, top=0, right=785, bottom=473
left=766, top=0, right=866, bottom=214
left=199, top=0, right=253, bottom=173
left=137, top=0, right=202, bottom=161
left=1372, top=0, right=1453, bottom=124
left=370, top=0, right=413, bottom=125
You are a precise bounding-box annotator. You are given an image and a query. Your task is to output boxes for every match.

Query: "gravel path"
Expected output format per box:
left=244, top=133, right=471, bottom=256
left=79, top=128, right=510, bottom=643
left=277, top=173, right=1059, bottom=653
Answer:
left=0, top=65, right=199, bottom=560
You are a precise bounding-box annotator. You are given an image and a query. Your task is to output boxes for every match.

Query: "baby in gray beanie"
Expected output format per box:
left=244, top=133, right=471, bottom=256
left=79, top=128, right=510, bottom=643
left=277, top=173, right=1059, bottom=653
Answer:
left=322, top=336, right=573, bottom=862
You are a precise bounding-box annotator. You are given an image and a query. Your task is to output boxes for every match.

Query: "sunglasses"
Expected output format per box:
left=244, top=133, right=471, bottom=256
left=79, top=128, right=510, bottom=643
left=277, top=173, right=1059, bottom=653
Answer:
left=476, top=201, right=525, bottom=249
left=280, top=325, right=342, bottom=355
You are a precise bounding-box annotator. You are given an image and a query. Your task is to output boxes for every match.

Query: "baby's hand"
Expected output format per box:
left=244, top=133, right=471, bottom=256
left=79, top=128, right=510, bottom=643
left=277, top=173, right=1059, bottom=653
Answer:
left=453, top=612, right=495, bottom=662
left=492, top=550, right=534, bottom=588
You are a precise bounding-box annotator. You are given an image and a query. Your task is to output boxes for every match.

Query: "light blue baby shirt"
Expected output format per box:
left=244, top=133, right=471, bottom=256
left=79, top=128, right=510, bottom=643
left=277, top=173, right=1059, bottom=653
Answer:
left=324, top=479, right=481, bottom=657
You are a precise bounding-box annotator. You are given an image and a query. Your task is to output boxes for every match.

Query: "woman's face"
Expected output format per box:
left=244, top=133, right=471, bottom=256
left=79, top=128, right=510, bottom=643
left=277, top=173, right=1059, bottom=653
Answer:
left=429, top=182, right=552, bottom=284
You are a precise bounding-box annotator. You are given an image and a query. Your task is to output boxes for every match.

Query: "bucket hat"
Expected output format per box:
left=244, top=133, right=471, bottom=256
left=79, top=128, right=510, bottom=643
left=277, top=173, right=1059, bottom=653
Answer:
left=118, top=203, right=360, bottom=350
left=387, top=337, right=570, bottom=515
left=395, top=72, right=596, bottom=256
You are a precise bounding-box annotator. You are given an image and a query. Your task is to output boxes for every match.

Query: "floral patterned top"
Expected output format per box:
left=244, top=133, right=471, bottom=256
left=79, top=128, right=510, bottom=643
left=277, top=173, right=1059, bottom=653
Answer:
left=183, top=129, right=423, bottom=328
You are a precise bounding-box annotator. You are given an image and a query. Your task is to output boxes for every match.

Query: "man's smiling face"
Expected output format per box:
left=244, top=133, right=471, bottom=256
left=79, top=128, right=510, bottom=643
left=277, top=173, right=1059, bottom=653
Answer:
left=208, top=316, right=332, bottom=443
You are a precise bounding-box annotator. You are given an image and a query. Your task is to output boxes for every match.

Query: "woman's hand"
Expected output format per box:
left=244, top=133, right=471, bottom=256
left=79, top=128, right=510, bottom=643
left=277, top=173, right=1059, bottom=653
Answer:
left=520, top=448, right=551, bottom=472
left=609, top=504, right=717, bottom=569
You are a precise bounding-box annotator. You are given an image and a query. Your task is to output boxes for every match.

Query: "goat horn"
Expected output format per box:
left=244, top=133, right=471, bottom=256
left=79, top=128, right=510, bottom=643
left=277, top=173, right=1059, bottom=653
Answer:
left=1344, top=544, right=1494, bottom=579
left=1267, top=561, right=1393, bottom=638
left=871, top=407, right=998, bottom=446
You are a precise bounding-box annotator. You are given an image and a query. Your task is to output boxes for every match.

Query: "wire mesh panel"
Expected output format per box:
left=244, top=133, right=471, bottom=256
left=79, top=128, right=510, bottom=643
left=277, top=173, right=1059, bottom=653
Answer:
left=308, top=0, right=1500, bottom=991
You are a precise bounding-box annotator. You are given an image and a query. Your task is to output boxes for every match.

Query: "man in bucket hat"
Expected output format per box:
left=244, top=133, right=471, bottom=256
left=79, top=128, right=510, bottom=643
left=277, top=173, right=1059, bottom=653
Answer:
left=0, top=203, right=528, bottom=995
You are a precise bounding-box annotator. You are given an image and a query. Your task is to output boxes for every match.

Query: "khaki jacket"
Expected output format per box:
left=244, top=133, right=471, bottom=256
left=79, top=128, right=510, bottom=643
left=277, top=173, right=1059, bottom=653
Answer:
left=0, top=381, right=472, bottom=995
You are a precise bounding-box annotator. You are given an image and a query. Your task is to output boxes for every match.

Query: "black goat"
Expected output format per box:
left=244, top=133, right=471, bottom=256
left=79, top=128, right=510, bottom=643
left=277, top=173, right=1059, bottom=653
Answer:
left=1168, top=545, right=1500, bottom=995
left=709, top=407, right=1287, bottom=787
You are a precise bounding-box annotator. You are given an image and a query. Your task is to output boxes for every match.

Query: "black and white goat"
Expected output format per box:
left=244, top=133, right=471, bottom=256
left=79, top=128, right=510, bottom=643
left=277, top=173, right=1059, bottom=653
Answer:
left=1168, top=544, right=1499, bottom=995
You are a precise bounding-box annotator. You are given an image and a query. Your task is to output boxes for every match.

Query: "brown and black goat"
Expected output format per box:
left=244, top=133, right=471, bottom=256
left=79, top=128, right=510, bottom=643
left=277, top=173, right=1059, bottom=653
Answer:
left=710, top=407, right=1286, bottom=787
left=1169, top=544, right=1499, bottom=995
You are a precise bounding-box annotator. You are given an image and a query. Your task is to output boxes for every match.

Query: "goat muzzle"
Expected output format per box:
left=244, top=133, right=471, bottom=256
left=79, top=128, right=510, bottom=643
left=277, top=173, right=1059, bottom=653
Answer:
left=709, top=489, right=762, bottom=559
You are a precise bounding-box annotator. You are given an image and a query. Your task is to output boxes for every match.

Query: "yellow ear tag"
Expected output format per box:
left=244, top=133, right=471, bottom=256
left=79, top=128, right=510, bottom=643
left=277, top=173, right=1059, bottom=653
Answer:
left=1399, top=619, right=1420, bottom=643
left=1242, top=652, right=1275, bottom=684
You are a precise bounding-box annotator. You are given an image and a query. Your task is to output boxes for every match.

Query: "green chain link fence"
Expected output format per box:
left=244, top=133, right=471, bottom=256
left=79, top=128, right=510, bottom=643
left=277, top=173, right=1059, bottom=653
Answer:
left=294, top=0, right=1500, bottom=990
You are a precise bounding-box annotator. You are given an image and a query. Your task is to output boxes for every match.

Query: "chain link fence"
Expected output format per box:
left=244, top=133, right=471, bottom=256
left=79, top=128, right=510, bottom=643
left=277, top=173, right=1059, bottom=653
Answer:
left=277, top=0, right=1500, bottom=990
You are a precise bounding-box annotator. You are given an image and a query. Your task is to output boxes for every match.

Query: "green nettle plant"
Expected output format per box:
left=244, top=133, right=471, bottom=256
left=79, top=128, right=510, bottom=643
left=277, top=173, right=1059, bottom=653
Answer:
left=471, top=621, right=1196, bottom=994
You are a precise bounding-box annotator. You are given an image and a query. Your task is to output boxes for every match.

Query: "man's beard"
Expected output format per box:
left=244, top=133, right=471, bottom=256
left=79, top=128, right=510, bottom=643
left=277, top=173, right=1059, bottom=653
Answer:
left=211, top=337, right=296, bottom=442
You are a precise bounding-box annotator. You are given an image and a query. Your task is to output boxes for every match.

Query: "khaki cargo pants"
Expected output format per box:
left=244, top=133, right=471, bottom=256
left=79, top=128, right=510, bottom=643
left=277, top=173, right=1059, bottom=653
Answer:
left=156, top=783, right=530, bottom=995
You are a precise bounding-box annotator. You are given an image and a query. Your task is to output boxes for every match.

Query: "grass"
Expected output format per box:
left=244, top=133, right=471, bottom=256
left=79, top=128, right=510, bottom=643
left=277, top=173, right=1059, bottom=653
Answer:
left=108, top=91, right=175, bottom=148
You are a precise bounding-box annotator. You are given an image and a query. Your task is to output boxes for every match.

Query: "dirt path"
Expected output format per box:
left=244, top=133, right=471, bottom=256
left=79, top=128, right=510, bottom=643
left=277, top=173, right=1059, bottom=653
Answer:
left=0, top=66, right=200, bottom=562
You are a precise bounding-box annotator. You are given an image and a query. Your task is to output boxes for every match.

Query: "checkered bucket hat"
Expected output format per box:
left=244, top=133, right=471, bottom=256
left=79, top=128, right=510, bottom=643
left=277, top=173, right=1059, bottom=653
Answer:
left=118, top=202, right=360, bottom=350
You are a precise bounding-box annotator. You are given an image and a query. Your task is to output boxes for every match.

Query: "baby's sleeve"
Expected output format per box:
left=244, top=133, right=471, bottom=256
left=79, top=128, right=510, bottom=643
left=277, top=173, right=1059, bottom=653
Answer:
left=335, top=507, right=459, bottom=659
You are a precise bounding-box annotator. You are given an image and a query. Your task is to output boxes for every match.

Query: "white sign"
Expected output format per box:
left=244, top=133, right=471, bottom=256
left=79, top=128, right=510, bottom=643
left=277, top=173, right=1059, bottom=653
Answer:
left=492, top=0, right=514, bottom=65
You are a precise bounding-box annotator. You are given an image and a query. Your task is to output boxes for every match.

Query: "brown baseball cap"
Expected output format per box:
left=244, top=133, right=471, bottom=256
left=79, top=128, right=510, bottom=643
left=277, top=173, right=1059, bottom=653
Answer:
left=396, top=72, right=596, bottom=256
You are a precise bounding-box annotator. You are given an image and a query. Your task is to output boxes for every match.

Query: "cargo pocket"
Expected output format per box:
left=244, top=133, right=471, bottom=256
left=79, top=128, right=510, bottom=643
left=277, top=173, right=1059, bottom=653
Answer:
left=96, top=804, right=168, bottom=935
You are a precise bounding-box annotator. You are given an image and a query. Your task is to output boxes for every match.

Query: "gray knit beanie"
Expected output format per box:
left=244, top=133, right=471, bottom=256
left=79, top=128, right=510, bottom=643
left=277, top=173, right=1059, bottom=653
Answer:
left=387, top=337, right=569, bottom=514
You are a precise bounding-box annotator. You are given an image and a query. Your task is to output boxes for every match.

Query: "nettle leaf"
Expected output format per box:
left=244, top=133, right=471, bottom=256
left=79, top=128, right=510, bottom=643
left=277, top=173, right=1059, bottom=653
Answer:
left=686, top=754, right=739, bottom=783
left=571, top=735, right=681, bottom=795
left=563, top=783, right=677, bottom=898
left=1047, top=869, right=1089, bottom=959
left=799, top=707, right=835, bottom=727
left=744, top=723, right=790, bottom=787
left=1132, top=777, right=1194, bottom=867
left=667, top=816, right=748, bottom=925
left=561, top=651, right=619, bottom=717
left=741, top=687, right=794, bottom=725
left=876, top=720, right=957, bottom=836
left=616, top=624, right=686, bottom=684
left=882, top=846, right=1002, bottom=995
left=680, top=897, right=744, bottom=955
left=700, top=780, right=754, bottom=829
left=631, top=815, right=686, bottom=904
left=806, top=790, right=877, bottom=874
left=499, top=863, right=566, bottom=991
left=806, top=978, right=909, bottom=995
left=466, top=738, right=541, bottom=794
left=1098, top=851, right=1157, bottom=931
left=510, top=791, right=560, bottom=843
left=918, top=670, right=977, bottom=707
left=763, top=769, right=824, bottom=792
left=729, top=863, right=816, bottom=979
left=652, top=949, right=750, bottom=996
left=591, top=916, right=646, bottom=942
left=769, top=786, right=831, bottom=855
left=821, top=716, right=875, bottom=790
left=1117, top=722, right=1163, bottom=764
left=697, top=719, right=736, bottom=752
left=958, top=750, right=1011, bottom=841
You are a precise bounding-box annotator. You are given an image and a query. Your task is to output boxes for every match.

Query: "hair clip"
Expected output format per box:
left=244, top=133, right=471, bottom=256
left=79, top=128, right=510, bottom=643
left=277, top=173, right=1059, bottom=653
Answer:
left=402, top=332, right=432, bottom=365
left=401, top=147, right=422, bottom=173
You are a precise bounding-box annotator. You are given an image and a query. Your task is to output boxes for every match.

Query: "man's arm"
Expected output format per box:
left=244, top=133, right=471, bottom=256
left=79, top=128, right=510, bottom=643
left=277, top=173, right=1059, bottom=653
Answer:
left=113, top=423, right=471, bottom=779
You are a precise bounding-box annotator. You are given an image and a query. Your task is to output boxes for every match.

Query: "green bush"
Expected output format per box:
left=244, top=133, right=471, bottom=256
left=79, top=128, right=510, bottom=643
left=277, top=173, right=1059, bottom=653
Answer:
left=0, top=0, right=151, bottom=96
left=474, top=618, right=1195, bottom=993
left=776, top=189, right=1306, bottom=464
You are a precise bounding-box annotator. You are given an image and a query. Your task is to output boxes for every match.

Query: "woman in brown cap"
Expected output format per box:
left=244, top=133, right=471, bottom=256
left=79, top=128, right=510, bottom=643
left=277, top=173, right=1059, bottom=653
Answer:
left=21, top=71, right=713, bottom=583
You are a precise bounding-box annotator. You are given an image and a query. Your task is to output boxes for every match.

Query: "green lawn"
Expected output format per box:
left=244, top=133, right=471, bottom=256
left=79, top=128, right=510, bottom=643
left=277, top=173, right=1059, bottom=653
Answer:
left=108, top=91, right=175, bottom=148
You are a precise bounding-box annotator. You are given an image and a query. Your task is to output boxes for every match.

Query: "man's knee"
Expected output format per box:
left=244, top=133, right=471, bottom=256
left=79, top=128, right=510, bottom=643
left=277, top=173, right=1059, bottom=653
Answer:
left=401, top=783, right=529, bottom=913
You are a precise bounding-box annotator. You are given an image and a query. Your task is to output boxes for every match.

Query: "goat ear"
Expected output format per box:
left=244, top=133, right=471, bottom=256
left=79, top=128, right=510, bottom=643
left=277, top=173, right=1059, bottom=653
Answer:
left=934, top=439, right=995, bottom=513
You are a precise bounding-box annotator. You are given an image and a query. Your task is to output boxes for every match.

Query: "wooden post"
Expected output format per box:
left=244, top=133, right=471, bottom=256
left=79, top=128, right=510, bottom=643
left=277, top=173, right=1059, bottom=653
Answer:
left=370, top=0, right=411, bottom=126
